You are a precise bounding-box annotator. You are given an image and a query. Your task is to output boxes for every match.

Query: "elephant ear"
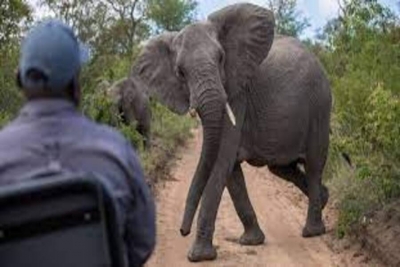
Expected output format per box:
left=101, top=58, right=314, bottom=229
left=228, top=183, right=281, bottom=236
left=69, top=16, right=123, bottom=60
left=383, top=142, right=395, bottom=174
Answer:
left=131, top=32, right=190, bottom=115
left=208, top=3, right=275, bottom=98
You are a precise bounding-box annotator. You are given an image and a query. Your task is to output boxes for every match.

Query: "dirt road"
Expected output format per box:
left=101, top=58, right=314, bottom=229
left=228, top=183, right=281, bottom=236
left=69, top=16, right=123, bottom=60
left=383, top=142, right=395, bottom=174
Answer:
left=146, top=128, right=378, bottom=267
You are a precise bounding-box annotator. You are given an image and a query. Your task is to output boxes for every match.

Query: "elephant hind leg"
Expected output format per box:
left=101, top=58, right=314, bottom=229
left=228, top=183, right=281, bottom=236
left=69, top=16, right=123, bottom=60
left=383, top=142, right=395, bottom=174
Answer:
left=269, top=163, right=329, bottom=209
left=301, top=116, right=330, bottom=238
left=301, top=167, right=326, bottom=238
left=227, top=163, right=265, bottom=246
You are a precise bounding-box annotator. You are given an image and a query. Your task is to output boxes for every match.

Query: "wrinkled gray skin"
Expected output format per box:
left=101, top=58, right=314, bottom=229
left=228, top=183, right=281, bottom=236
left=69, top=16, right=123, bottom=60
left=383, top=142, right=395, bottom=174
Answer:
left=130, top=3, right=332, bottom=262
left=107, top=77, right=152, bottom=149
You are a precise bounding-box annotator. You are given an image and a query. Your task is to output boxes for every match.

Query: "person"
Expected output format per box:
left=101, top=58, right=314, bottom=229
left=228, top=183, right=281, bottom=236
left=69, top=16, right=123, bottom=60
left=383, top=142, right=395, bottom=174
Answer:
left=0, top=19, right=156, bottom=266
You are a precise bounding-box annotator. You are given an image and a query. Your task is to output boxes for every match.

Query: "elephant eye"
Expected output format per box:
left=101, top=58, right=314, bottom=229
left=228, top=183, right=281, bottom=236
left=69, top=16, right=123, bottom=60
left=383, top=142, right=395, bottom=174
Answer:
left=219, top=52, right=225, bottom=65
left=176, top=66, right=185, bottom=80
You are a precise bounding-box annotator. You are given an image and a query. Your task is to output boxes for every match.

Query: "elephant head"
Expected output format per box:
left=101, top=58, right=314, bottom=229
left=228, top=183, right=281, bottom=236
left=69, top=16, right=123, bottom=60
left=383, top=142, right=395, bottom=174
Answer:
left=107, top=77, right=152, bottom=149
left=131, top=3, right=275, bottom=233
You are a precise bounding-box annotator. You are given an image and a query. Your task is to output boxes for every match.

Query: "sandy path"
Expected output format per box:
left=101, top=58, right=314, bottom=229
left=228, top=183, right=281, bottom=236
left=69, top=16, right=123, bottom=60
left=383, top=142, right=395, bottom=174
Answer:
left=146, top=128, right=377, bottom=267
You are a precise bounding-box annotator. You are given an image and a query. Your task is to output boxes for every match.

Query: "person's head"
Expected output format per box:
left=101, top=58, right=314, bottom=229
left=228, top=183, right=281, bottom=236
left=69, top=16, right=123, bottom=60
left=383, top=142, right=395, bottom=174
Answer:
left=16, top=19, right=89, bottom=106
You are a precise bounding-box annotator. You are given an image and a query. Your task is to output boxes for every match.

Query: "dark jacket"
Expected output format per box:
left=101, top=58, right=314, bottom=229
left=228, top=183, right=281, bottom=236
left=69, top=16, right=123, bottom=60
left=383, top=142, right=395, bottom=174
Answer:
left=0, top=99, right=156, bottom=266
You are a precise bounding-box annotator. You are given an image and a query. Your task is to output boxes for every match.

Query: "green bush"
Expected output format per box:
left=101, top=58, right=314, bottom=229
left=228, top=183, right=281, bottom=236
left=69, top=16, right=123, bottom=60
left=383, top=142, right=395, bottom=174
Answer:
left=0, top=112, right=12, bottom=128
left=0, top=46, right=24, bottom=116
left=317, top=0, right=400, bottom=236
left=326, top=82, right=400, bottom=236
left=364, top=85, right=400, bottom=160
left=139, top=100, right=196, bottom=179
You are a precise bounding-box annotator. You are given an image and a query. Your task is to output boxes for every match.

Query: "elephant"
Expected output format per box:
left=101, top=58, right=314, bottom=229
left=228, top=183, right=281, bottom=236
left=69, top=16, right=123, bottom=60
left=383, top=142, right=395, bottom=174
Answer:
left=129, top=3, right=332, bottom=262
left=106, top=77, right=152, bottom=149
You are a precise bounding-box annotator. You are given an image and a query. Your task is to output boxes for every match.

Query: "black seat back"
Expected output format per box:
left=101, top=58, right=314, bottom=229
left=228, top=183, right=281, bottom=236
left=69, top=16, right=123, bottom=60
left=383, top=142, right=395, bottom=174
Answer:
left=0, top=170, right=125, bottom=267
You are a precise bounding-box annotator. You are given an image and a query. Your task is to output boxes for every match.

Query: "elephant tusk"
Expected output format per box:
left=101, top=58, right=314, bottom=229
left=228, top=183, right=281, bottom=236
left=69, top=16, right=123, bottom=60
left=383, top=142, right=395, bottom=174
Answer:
left=189, top=108, right=197, bottom=118
left=226, top=103, right=236, bottom=126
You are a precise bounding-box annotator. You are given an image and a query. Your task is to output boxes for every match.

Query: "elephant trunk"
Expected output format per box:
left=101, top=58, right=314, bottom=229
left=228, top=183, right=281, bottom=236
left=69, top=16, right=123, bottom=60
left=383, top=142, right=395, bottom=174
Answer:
left=180, top=70, right=227, bottom=236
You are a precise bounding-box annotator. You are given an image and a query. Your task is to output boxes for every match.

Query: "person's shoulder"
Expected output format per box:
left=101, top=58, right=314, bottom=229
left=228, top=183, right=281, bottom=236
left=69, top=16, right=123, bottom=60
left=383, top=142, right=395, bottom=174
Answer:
left=0, top=117, right=26, bottom=144
left=83, top=118, right=144, bottom=177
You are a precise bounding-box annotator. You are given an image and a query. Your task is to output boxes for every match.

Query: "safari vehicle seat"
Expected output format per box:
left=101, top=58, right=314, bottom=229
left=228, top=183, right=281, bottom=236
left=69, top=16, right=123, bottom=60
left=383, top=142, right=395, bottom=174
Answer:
left=0, top=170, right=125, bottom=267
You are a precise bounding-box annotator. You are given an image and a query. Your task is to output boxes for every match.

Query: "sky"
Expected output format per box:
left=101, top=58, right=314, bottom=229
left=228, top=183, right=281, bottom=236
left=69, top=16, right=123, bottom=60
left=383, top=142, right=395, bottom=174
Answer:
left=28, top=0, right=399, bottom=40
left=197, top=0, right=399, bottom=39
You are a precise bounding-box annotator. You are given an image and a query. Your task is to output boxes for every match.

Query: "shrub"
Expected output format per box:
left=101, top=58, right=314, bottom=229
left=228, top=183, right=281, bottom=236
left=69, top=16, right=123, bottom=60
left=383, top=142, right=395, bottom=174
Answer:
left=326, top=81, right=400, bottom=236
left=138, top=100, right=196, bottom=181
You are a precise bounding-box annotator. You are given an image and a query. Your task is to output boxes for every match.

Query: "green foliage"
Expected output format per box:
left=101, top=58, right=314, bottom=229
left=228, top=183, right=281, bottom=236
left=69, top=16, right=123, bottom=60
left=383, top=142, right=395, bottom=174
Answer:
left=139, top=100, right=196, bottom=177
left=0, top=0, right=32, bottom=46
left=267, top=0, right=310, bottom=37
left=0, top=0, right=31, bottom=121
left=364, top=85, right=400, bottom=159
left=40, top=0, right=149, bottom=57
left=150, top=99, right=197, bottom=150
left=40, top=0, right=197, bottom=57
left=0, top=111, right=11, bottom=128
left=0, top=45, right=24, bottom=116
left=81, top=83, right=120, bottom=127
left=147, top=0, right=198, bottom=33
left=315, top=0, right=400, bottom=236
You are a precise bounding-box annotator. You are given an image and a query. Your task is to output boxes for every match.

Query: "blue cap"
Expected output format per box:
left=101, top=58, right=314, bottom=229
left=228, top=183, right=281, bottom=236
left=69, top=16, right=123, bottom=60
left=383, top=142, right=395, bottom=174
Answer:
left=19, top=19, right=89, bottom=91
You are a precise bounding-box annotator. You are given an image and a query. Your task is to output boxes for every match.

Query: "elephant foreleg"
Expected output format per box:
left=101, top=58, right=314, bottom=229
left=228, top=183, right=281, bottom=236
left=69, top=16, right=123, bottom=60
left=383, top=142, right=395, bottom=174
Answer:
left=188, top=121, right=242, bottom=261
left=187, top=100, right=245, bottom=262
left=188, top=162, right=227, bottom=262
left=227, top=163, right=264, bottom=245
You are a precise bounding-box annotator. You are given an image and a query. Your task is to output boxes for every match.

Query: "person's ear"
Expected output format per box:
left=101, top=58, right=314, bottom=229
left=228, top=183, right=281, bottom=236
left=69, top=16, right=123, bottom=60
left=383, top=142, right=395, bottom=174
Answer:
left=71, top=76, right=81, bottom=106
left=15, top=69, right=23, bottom=89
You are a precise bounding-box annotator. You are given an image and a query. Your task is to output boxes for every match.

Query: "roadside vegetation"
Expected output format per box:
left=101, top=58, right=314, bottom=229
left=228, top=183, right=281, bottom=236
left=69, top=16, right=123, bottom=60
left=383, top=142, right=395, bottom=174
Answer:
left=308, top=0, right=400, bottom=237
left=1, top=0, right=399, bottom=241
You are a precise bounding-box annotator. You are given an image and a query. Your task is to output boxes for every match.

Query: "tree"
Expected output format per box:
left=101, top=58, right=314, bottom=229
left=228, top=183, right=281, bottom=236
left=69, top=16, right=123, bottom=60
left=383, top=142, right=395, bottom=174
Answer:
left=36, top=0, right=199, bottom=94
left=267, top=0, right=310, bottom=37
left=147, top=0, right=197, bottom=33
left=0, top=0, right=32, bottom=46
left=40, top=0, right=197, bottom=57
left=0, top=0, right=32, bottom=116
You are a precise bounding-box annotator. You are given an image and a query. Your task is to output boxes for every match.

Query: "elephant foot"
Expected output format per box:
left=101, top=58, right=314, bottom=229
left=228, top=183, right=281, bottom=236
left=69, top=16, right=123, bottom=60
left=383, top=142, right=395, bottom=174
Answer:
left=239, top=227, right=265, bottom=246
left=187, top=238, right=217, bottom=262
left=302, top=222, right=326, bottom=238
left=321, top=185, right=329, bottom=210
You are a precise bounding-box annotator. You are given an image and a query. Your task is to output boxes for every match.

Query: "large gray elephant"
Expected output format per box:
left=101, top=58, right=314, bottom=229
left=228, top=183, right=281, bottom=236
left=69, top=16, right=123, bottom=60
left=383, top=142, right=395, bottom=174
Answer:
left=130, top=3, right=332, bottom=262
left=106, top=77, right=152, bottom=149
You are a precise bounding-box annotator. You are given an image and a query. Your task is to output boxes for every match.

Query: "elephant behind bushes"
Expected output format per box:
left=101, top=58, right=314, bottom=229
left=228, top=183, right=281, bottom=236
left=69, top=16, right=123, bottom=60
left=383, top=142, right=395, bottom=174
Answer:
left=107, top=77, right=152, bottom=149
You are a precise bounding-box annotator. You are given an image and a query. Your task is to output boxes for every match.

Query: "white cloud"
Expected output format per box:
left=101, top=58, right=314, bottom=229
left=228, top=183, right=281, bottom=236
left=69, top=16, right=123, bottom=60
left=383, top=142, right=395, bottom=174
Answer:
left=318, top=0, right=340, bottom=18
